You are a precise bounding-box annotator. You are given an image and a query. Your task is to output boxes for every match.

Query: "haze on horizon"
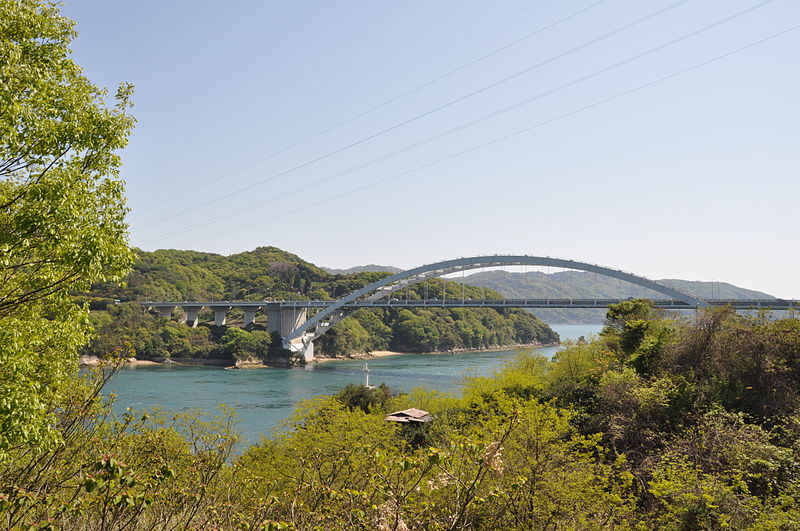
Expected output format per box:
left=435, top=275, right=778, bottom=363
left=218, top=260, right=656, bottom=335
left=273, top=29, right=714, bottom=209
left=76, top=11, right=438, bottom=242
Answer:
left=61, top=0, right=800, bottom=297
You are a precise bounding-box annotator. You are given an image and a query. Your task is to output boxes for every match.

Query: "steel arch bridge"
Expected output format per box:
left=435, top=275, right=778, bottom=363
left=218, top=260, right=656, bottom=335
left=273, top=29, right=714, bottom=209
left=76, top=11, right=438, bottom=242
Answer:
left=282, top=255, right=709, bottom=359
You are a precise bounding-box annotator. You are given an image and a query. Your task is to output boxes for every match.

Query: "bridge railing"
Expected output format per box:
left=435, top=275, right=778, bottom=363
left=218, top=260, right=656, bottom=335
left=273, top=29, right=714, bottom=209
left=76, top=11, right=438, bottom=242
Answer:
left=143, top=298, right=799, bottom=311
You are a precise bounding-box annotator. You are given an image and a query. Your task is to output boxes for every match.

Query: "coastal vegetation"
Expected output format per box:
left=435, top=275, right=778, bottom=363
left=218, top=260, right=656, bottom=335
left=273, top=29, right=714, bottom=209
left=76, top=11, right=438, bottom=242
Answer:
left=5, top=303, right=800, bottom=529
left=83, top=248, right=558, bottom=362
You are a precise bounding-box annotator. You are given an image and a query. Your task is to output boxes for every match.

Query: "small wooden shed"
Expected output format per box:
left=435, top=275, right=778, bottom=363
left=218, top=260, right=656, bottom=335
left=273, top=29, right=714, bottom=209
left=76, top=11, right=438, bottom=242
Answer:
left=384, top=408, right=433, bottom=424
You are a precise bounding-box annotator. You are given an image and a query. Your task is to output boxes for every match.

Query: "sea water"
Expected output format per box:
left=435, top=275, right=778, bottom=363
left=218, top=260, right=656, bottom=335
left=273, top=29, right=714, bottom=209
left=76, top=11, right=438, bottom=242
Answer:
left=106, top=324, right=602, bottom=444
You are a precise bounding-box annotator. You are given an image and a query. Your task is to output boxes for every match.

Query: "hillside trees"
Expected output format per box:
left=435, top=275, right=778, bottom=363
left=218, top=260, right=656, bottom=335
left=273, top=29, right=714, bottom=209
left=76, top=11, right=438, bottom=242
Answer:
left=217, top=327, right=271, bottom=362
left=103, top=247, right=336, bottom=301
left=321, top=282, right=558, bottom=356
left=317, top=315, right=371, bottom=355
left=0, top=0, right=135, bottom=455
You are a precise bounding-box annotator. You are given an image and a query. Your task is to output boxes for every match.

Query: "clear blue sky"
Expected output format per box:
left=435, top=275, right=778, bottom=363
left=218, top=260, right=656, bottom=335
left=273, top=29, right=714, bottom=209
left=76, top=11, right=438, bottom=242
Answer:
left=61, top=0, right=799, bottom=296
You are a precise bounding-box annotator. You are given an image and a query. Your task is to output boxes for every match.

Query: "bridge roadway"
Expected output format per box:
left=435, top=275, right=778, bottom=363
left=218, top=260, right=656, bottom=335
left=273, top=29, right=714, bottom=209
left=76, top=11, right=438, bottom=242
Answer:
left=146, top=298, right=800, bottom=312
left=276, top=298, right=799, bottom=310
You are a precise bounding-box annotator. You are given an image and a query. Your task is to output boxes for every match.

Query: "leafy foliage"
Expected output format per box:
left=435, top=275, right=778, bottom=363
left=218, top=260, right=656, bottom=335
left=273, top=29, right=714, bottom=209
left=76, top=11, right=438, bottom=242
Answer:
left=0, top=0, right=134, bottom=457
left=6, top=301, right=800, bottom=528
left=334, top=383, right=394, bottom=413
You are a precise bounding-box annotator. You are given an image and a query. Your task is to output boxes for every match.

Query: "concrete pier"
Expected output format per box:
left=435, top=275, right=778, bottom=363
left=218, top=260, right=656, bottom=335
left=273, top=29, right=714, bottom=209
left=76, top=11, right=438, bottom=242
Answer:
left=156, top=305, right=176, bottom=318
left=183, top=306, right=203, bottom=328
left=291, top=338, right=314, bottom=363
left=266, top=307, right=281, bottom=334
left=209, top=306, right=231, bottom=326
left=280, top=307, right=307, bottom=338
left=242, top=306, right=261, bottom=327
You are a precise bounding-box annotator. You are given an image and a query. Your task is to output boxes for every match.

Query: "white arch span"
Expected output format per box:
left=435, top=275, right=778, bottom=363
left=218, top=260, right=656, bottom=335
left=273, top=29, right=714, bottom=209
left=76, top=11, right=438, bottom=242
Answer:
left=284, top=255, right=707, bottom=347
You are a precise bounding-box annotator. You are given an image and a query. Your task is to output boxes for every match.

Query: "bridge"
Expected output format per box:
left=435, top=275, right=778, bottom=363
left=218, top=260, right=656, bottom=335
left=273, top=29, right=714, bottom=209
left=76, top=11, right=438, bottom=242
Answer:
left=142, top=255, right=799, bottom=362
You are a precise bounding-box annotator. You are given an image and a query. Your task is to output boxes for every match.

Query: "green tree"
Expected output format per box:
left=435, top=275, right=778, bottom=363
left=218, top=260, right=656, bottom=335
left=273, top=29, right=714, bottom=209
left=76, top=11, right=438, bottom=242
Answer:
left=392, top=309, right=441, bottom=352
left=351, top=308, right=392, bottom=351
left=0, top=0, right=135, bottom=456
left=334, top=382, right=393, bottom=413
left=318, top=315, right=371, bottom=355
left=217, top=327, right=271, bottom=362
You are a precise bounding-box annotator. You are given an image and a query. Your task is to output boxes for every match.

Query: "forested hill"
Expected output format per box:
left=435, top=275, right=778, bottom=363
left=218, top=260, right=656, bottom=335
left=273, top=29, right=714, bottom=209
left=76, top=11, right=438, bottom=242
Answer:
left=456, top=270, right=775, bottom=323
left=459, top=270, right=773, bottom=300
left=91, top=246, right=339, bottom=302
left=85, top=247, right=557, bottom=360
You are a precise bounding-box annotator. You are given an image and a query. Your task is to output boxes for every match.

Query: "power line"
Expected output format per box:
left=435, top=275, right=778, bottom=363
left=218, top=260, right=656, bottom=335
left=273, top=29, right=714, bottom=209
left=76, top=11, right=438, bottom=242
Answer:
left=176, top=22, right=799, bottom=248
left=136, top=0, right=691, bottom=232
left=140, top=0, right=772, bottom=244
left=136, top=0, right=613, bottom=227
left=140, top=0, right=692, bottom=234
left=132, top=0, right=554, bottom=215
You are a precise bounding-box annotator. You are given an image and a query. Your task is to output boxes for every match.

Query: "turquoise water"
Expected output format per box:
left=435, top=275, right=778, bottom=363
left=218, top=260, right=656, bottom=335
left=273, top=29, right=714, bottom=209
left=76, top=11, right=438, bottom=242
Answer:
left=106, top=324, right=602, bottom=444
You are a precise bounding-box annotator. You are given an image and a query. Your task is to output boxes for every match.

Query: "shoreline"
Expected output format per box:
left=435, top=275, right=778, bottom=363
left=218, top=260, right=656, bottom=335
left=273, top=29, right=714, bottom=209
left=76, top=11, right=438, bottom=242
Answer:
left=81, top=341, right=562, bottom=369
left=312, top=341, right=560, bottom=364
left=312, top=350, right=406, bottom=364
left=79, top=356, right=235, bottom=368
left=126, top=359, right=161, bottom=366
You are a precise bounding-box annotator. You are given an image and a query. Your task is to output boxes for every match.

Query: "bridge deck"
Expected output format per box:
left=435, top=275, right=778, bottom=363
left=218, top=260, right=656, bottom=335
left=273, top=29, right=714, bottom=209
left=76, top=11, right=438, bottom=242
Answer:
left=143, top=299, right=800, bottom=310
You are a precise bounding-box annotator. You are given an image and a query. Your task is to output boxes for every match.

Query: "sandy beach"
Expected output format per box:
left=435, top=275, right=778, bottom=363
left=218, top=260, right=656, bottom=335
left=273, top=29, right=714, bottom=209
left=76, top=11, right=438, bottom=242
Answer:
left=312, top=350, right=404, bottom=363
left=125, top=359, right=162, bottom=366
left=310, top=343, right=557, bottom=364
left=367, top=350, right=405, bottom=358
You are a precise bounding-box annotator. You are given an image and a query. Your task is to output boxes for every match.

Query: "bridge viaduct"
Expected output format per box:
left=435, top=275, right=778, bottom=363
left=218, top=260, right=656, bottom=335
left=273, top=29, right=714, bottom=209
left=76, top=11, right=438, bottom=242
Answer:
left=143, top=255, right=799, bottom=362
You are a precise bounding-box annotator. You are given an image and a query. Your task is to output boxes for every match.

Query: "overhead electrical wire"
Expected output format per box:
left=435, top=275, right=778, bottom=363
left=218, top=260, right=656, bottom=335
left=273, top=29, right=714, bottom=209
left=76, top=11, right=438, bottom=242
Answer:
left=136, top=0, right=690, bottom=231
left=140, top=0, right=776, bottom=245
left=142, top=0, right=772, bottom=243
left=133, top=0, right=555, bottom=215
left=136, top=0, right=615, bottom=226
left=177, top=22, right=799, bottom=248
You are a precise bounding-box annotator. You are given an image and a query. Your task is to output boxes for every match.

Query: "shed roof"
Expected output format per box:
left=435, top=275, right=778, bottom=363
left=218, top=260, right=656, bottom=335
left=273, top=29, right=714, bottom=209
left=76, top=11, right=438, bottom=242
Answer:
left=385, top=408, right=433, bottom=423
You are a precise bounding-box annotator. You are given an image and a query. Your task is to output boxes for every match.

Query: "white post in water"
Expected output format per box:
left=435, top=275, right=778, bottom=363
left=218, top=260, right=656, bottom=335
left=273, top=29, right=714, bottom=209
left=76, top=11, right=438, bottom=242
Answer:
left=363, top=363, right=375, bottom=389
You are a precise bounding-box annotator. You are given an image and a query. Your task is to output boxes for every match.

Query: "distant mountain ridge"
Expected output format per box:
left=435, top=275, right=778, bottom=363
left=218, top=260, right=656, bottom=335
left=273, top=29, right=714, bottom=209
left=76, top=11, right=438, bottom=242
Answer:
left=454, top=270, right=775, bottom=324
left=458, top=270, right=774, bottom=300
left=319, top=266, right=774, bottom=301
left=322, top=264, right=403, bottom=275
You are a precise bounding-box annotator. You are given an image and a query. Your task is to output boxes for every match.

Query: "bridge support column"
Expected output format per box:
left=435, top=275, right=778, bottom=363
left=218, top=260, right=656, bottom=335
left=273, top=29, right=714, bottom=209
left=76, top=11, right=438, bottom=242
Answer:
left=299, top=339, right=314, bottom=363
left=156, top=306, right=176, bottom=319
left=281, top=307, right=307, bottom=338
left=241, top=306, right=261, bottom=327
left=182, top=306, right=203, bottom=328
left=266, top=305, right=282, bottom=334
left=286, top=336, right=315, bottom=363
left=209, top=306, right=231, bottom=326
